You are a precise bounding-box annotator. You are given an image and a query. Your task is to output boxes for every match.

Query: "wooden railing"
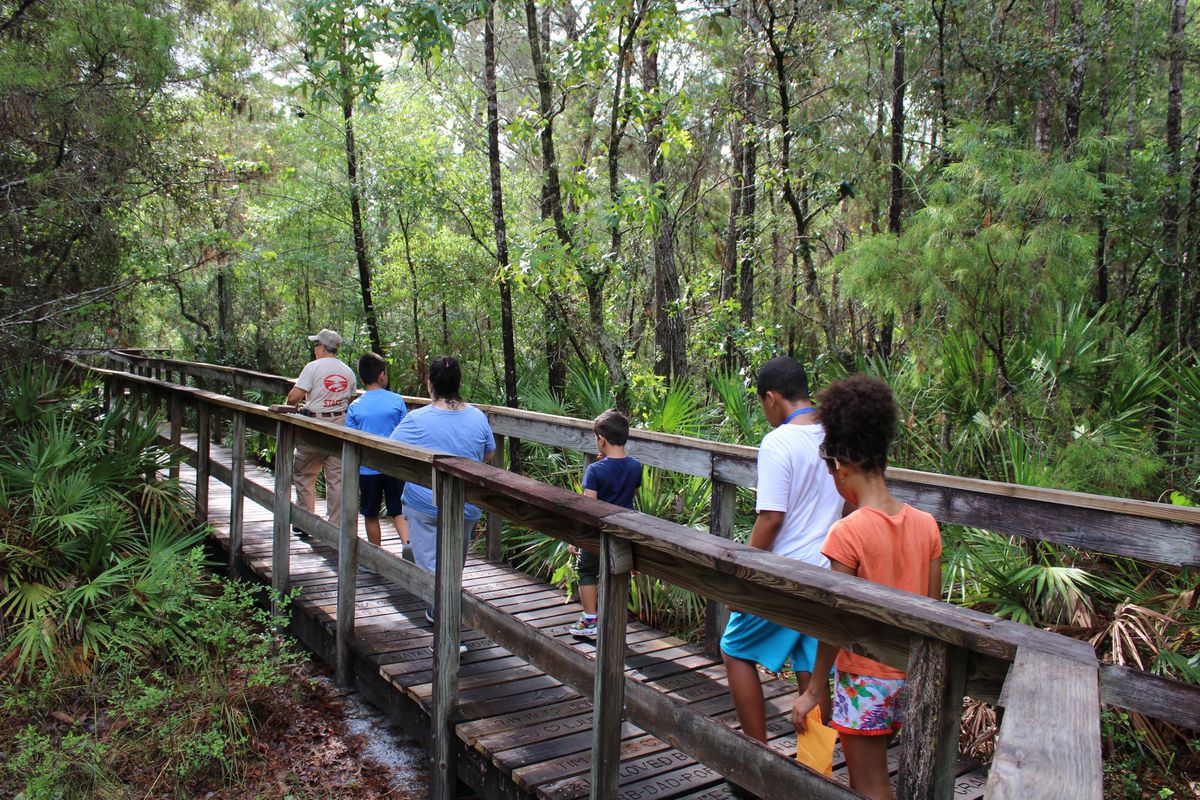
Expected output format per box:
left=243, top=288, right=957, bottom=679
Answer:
left=87, top=352, right=1200, bottom=799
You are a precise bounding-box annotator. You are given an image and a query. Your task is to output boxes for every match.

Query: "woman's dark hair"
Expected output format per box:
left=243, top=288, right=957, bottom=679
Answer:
left=756, top=356, right=810, bottom=401
left=358, top=352, right=388, bottom=386
left=428, top=355, right=462, bottom=401
left=815, top=374, right=897, bottom=474
left=594, top=409, right=630, bottom=445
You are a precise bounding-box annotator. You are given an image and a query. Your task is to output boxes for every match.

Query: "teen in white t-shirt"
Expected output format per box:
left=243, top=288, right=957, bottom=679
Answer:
left=719, top=357, right=843, bottom=796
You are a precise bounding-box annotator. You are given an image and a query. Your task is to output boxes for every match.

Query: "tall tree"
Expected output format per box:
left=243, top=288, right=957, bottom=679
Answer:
left=298, top=0, right=389, bottom=356
left=759, top=0, right=835, bottom=351
left=1034, top=0, right=1059, bottom=154
left=1063, top=0, right=1085, bottom=150
left=641, top=26, right=687, bottom=381
left=523, top=0, right=629, bottom=406
left=483, top=0, right=522, bottom=470
left=1159, top=0, right=1187, bottom=356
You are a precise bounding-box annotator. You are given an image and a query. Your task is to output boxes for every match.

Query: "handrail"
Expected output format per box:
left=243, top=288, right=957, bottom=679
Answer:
left=100, top=354, right=1200, bottom=728
left=109, top=351, right=1200, bottom=567
left=84, top=353, right=1200, bottom=799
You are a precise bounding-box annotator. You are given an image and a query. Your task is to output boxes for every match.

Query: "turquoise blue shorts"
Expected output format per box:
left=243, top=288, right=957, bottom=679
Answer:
left=720, top=611, right=817, bottom=674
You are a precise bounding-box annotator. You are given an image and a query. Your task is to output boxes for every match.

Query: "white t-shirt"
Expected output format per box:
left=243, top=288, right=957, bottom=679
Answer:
left=294, top=357, right=357, bottom=414
left=755, top=422, right=842, bottom=566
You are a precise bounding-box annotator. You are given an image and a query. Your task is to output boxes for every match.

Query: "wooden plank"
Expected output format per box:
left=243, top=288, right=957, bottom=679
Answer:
left=897, top=637, right=968, bottom=800
left=169, top=393, right=183, bottom=480
left=195, top=405, right=210, bottom=524
left=336, top=442, right=361, bottom=687
left=487, top=434, right=505, bottom=562
left=432, top=470, right=466, bottom=800
left=887, top=474, right=1200, bottom=567
left=486, top=410, right=713, bottom=478
left=1098, top=663, right=1200, bottom=731
left=704, top=479, right=736, bottom=658
left=272, top=422, right=294, bottom=605
left=458, top=698, right=596, bottom=747
left=510, top=730, right=661, bottom=789
left=503, top=723, right=644, bottom=781
left=986, top=648, right=1101, bottom=800
left=591, top=535, right=633, bottom=799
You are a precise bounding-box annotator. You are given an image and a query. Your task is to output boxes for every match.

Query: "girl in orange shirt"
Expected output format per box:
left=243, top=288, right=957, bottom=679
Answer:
left=792, top=375, right=942, bottom=800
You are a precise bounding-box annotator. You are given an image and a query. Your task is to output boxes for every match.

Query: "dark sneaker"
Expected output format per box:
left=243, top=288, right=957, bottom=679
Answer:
left=424, top=607, right=435, bottom=625
left=568, top=615, right=597, bottom=638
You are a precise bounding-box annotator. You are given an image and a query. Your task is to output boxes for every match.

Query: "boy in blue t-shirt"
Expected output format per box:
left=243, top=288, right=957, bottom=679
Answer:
left=569, top=409, right=642, bottom=638
left=346, top=352, right=409, bottom=546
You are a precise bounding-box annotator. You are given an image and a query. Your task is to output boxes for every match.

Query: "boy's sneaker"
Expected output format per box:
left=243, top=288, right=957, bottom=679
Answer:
left=424, top=608, right=435, bottom=625
left=569, top=615, right=597, bottom=638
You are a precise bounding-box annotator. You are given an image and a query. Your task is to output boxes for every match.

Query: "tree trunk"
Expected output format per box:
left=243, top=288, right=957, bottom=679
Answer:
left=1182, top=132, right=1200, bottom=352
left=642, top=37, right=687, bottom=382
left=1094, top=0, right=1110, bottom=310
left=524, top=0, right=626, bottom=406
left=1034, top=0, right=1059, bottom=154
left=1063, top=0, right=1085, bottom=150
left=522, top=0, right=569, bottom=398
left=880, top=13, right=906, bottom=357
left=1159, top=0, right=1187, bottom=357
left=341, top=89, right=384, bottom=357
left=736, top=80, right=758, bottom=335
left=484, top=0, right=522, bottom=469
left=761, top=0, right=834, bottom=352
left=931, top=0, right=949, bottom=159
left=398, top=213, right=426, bottom=388
left=722, top=110, right=743, bottom=372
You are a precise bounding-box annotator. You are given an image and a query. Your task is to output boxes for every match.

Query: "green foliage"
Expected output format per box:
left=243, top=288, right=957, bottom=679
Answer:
left=0, top=364, right=205, bottom=675
left=0, top=558, right=302, bottom=797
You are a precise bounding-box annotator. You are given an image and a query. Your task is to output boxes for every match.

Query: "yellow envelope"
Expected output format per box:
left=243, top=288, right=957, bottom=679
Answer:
left=795, top=706, right=838, bottom=777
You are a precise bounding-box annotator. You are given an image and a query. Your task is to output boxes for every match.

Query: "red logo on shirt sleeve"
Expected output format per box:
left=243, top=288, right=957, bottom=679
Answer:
left=324, top=375, right=349, bottom=393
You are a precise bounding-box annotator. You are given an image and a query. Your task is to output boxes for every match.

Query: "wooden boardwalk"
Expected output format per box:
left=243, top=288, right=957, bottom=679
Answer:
left=185, top=432, right=989, bottom=800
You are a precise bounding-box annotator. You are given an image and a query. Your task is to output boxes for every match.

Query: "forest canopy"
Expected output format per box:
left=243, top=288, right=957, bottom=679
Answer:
left=1, top=0, right=1198, bottom=499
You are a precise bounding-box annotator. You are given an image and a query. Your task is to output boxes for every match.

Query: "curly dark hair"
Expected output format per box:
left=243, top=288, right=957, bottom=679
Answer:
left=815, top=374, right=897, bottom=474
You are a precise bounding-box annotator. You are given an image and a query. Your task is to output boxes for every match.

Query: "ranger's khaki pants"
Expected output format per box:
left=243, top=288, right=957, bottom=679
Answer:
left=292, top=415, right=345, bottom=523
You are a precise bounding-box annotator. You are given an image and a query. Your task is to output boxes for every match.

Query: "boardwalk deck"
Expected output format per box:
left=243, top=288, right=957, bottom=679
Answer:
left=184, top=431, right=988, bottom=800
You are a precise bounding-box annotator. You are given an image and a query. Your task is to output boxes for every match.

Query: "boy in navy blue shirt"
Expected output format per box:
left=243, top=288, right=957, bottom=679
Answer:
left=569, top=409, right=642, bottom=638
left=346, top=352, right=409, bottom=546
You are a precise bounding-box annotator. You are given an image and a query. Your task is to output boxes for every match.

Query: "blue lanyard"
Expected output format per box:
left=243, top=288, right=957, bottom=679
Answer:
left=780, top=407, right=816, bottom=426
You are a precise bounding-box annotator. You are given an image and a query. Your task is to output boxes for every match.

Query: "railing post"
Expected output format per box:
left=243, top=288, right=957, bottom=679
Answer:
left=986, top=648, right=1102, bottom=799
left=195, top=404, right=210, bottom=524
left=272, top=422, right=295, bottom=608
left=589, top=531, right=633, bottom=800
left=705, top=478, right=737, bottom=657
left=169, top=393, right=183, bottom=481
left=431, top=468, right=466, bottom=800
left=336, top=442, right=361, bottom=687
left=228, top=411, right=247, bottom=579
left=897, top=636, right=968, bottom=800
left=485, top=433, right=505, bottom=562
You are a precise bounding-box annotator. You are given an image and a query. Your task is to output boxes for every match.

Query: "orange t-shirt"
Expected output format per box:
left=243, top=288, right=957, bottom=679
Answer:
left=821, top=504, right=942, bottom=679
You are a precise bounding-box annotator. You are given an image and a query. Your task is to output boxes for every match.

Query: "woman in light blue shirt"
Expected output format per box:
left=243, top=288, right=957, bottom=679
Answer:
left=390, top=356, right=494, bottom=639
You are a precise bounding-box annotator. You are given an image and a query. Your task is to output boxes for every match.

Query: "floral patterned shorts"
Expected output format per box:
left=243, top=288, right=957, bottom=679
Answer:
left=831, top=671, right=907, bottom=736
